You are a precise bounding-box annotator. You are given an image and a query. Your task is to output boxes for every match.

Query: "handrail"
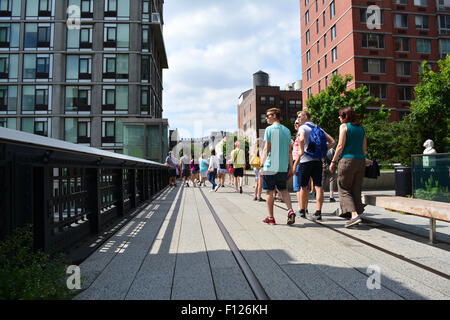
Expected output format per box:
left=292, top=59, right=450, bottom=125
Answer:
left=0, top=127, right=165, bottom=167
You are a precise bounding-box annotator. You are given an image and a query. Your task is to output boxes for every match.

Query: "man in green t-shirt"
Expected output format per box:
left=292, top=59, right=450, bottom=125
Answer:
left=261, top=108, right=295, bottom=225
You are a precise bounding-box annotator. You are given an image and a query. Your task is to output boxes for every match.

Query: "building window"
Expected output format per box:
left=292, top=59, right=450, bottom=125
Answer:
left=331, top=24, right=336, bottom=40
left=394, top=37, right=410, bottom=52
left=394, top=14, right=408, bottom=28
left=66, top=55, right=92, bottom=80
left=0, top=23, right=19, bottom=48
left=260, top=113, right=266, bottom=124
left=332, top=46, right=337, bottom=62
left=65, top=118, right=91, bottom=144
left=65, top=86, right=91, bottom=112
left=23, top=54, right=52, bottom=80
left=260, top=96, right=267, bottom=105
left=102, top=85, right=128, bottom=113
left=318, top=60, right=321, bottom=73
left=365, top=83, right=387, bottom=100
left=307, top=68, right=311, bottom=81
left=305, top=10, right=309, bottom=25
left=0, top=117, right=16, bottom=129
left=360, top=8, right=384, bottom=25
left=439, top=39, right=450, bottom=59
left=67, top=26, right=93, bottom=49
left=325, top=75, right=328, bottom=87
left=104, top=24, right=129, bottom=48
left=417, top=39, right=431, bottom=53
left=0, top=0, right=21, bottom=17
left=306, top=50, right=311, bottom=63
left=306, top=29, right=310, bottom=45
left=142, top=25, right=150, bottom=50
left=141, top=87, right=152, bottom=115
left=329, top=1, right=335, bottom=20
left=396, top=62, right=412, bottom=77
left=415, top=15, right=429, bottom=29
left=316, top=19, right=319, bottom=34
left=393, top=0, right=407, bottom=4
left=0, top=85, right=17, bottom=112
left=0, top=54, right=18, bottom=80
left=323, top=11, right=326, bottom=26
left=269, top=96, right=275, bottom=106
left=438, top=15, right=450, bottom=34
left=318, top=80, right=321, bottom=92
left=141, top=55, right=151, bottom=81
left=103, top=54, right=129, bottom=80
left=24, top=23, right=53, bottom=49
left=142, top=0, right=151, bottom=20
left=22, top=85, right=51, bottom=113
left=307, top=87, right=312, bottom=97
left=22, top=118, right=50, bottom=137
left=414, top=0, right=428, bottom=6
left=324, top=33, right=327, bottom=47
left=26, top=0, right=53, bottom=17
left=362, top=33, right=385, bottom=49
left=317, top=41, right=320, bottom=53
left=398, top=87, right=413, bottom=101
left=324, top=54, right=328, bottom=68
left=363, top=59, right=386, bottom=74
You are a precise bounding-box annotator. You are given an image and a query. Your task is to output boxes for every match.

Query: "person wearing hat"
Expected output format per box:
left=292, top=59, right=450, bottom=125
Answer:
left=230, top=141, right=245, bottom=193
left=165, top=151, right=177, bottom=187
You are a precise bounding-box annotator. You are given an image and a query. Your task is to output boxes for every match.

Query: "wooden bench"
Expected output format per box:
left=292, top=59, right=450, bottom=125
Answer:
left=361, top=195, right=450, bottom=244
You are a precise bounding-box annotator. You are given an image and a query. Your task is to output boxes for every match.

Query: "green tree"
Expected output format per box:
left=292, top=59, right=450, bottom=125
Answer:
left=305, top=74, right=382, bottom=140
left=410, top=56, right=450, bottom=153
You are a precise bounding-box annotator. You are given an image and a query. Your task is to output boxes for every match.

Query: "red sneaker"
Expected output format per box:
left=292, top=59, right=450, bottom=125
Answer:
left=262, top=217, right=276, bottom=225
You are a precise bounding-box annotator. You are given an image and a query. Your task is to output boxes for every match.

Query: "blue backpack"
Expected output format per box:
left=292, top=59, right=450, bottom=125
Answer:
left=305, top=123, right=327, bottom=159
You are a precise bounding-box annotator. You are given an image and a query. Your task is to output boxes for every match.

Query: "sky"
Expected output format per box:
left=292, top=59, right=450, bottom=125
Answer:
left=162, top=0, right=302, bottom=139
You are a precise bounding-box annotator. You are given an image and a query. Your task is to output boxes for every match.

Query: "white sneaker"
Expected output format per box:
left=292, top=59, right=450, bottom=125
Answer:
left=214, top=185, right=220, bottom=192
left=209, top=189, right=215, bottom=193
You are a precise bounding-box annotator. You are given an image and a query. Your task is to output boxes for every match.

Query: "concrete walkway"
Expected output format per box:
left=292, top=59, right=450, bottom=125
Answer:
left=74, top=183, right=450, bottom=300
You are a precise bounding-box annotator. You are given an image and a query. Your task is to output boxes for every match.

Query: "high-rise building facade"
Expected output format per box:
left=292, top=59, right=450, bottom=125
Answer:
left=0, top=0, right=168, bottom=160
left=300, top=0, right=450, bottom=120
left=238, top=71, right=302, bottom=143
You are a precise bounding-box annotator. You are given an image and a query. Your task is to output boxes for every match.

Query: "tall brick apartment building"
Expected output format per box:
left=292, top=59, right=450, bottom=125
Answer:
left=300, top=0, right=450, bottom=120
left=238, top=71, right=302, bottom=144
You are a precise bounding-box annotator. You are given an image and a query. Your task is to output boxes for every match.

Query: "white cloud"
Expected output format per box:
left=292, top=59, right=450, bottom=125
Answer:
left=163, top=0, right=301, bottom=138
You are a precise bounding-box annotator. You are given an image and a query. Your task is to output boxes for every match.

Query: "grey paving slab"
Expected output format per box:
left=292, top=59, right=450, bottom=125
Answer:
left=170, top=187, right=216, bottom=300
left=75, top=188, right=180, bottom=300
left=206, top=185, right=449, bottom=300
left=125, top=187, right=185, bottom=300
left=74, top=182, right=450, bottom=301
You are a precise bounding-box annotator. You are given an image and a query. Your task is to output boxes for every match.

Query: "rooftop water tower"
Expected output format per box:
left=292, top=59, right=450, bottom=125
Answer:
left=253, top=70, right=269, bottom=87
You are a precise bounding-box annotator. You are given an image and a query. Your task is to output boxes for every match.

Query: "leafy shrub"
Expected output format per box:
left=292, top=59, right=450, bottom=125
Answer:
left=0, top=225, right=74, bottom=300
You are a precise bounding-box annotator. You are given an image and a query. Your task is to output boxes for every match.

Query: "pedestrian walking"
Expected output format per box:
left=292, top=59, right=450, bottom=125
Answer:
left=227, top=161, right=234, bottom=185
left=180, top=151, right=191, bottom=187
left=190, top=154, right=200, bottom=187
left=322, top=148, right=337, bottom=202
left=292, top=110, right=335, bottom=222
left=208, top=149, right=220, bottom=192
left=329, top=106, right=369, bottom=228
left=261, top=108, right=295, bottom=225
left=218, top=154, right=227, bottom=187
left=250, top=139, right=263, bottom=201
left=165, top=151, right=177, bottom=187
left=199, top=153, right=208, bottom=187
left=230, top=141, right=245, bottom=193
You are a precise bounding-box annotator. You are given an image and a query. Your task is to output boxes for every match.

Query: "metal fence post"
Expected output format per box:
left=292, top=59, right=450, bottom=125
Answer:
left=86, top=168, right=101, bottom=234
left=32, top=166, right=51, bottom=251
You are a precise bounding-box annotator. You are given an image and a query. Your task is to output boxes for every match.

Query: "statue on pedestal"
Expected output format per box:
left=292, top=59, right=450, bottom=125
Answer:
left=423, top=139, right=437, bottom=155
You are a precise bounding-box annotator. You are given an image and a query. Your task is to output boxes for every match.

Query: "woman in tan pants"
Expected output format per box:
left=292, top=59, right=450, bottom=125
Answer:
left=329, top=107, right=370, bottom=228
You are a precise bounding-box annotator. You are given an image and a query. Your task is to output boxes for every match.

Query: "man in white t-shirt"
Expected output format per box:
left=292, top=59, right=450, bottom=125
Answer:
left=180, top=151, right=191, bottom=187
left=292, top=110, right=335, bottom=221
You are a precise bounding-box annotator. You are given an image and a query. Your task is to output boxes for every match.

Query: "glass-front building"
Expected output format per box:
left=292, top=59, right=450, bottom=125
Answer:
left=0, top=0, right=169, bottom=160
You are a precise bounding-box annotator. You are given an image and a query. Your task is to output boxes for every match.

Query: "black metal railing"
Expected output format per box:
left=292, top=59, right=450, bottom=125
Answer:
left=0, top=127, right=169, bottom=254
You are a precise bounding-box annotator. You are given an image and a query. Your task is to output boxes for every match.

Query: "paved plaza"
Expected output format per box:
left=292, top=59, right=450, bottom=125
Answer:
left=74, top=183, right=450, bottom=300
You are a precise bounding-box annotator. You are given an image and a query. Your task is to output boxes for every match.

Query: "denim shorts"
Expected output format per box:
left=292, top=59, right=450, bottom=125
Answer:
left=263, top=171, right=288, bottom=191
